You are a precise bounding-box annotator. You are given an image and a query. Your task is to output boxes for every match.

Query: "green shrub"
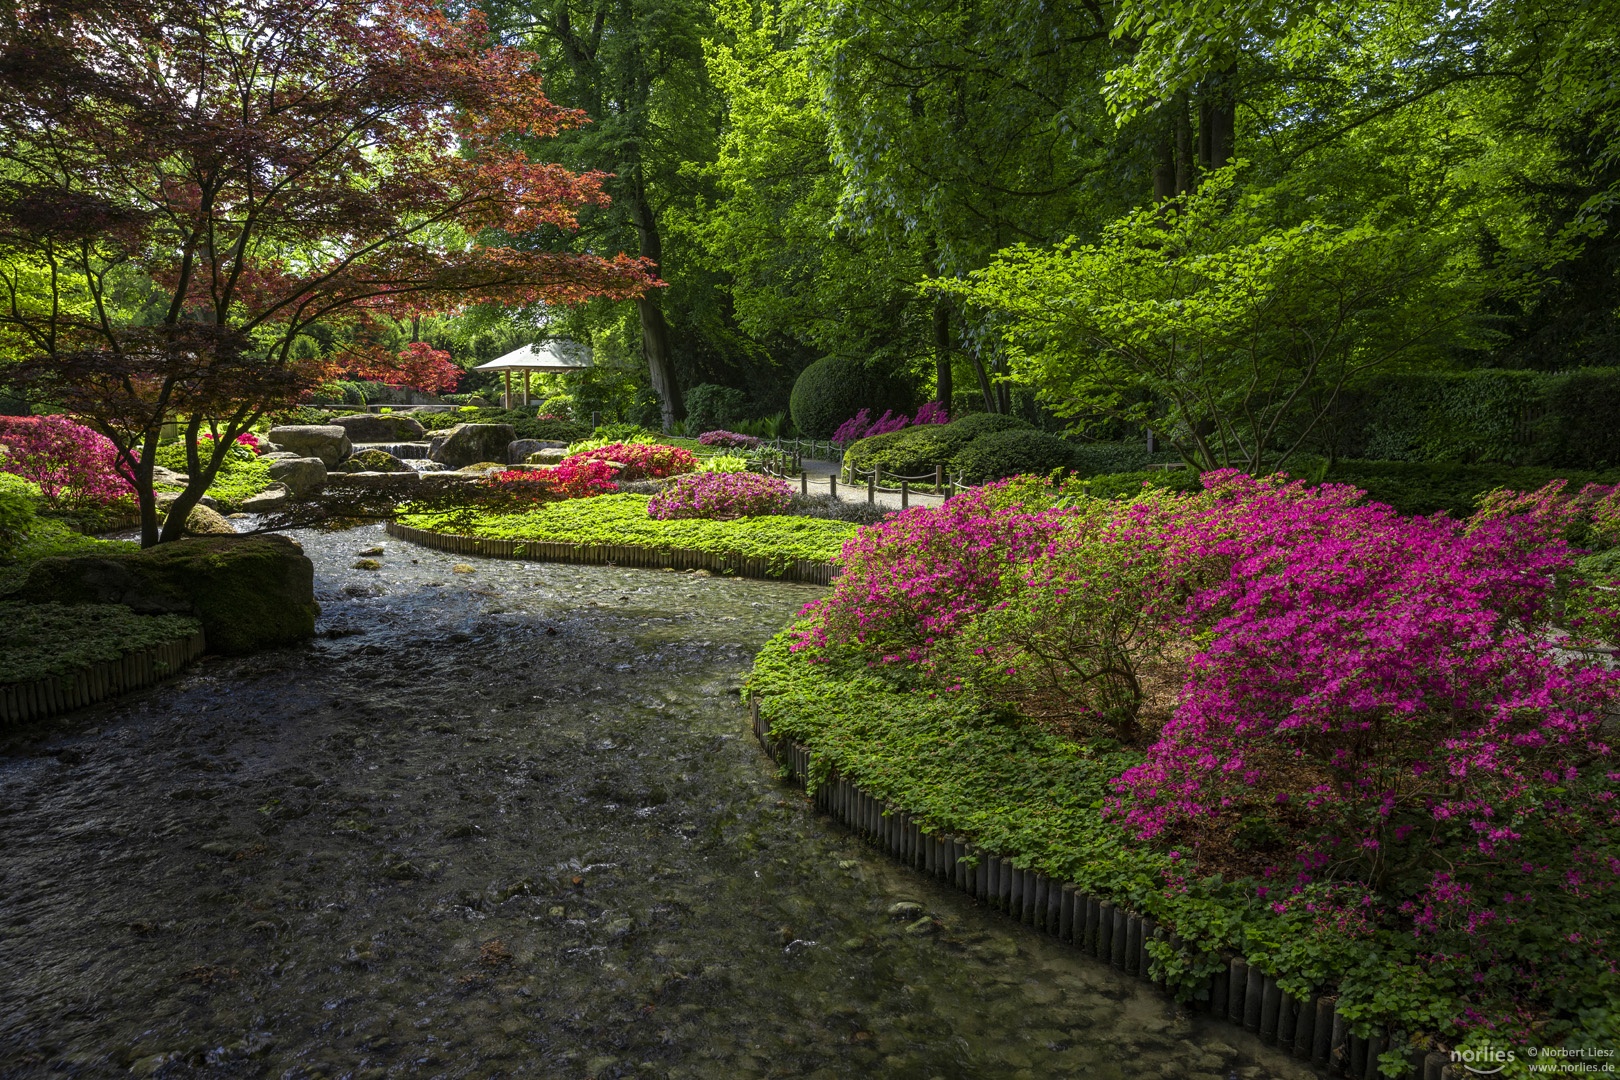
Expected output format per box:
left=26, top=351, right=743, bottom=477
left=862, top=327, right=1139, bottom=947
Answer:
left=0, top=489, right=36, bottom=560
left=1314, top=460, right=1620, bottom=518
left=843, top=413, right=1034, bottom=479
left=1312, top=367, right=1620, bottom=469
left=1079, top=468, right=1202, bottom=500
left=1070, top=442, right=1153, bottom=476
left=683, top=383, right=748, bottom=435
left=789, top=356, right=914, bottom=438
left=950, top=428, right=1075, bottom=484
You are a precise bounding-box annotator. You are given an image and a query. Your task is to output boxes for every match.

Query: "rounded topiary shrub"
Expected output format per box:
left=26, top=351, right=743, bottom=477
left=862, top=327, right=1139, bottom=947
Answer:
left=950, top=429, right=1076, bottom=485
left=789, top=356, right=914, bottom=438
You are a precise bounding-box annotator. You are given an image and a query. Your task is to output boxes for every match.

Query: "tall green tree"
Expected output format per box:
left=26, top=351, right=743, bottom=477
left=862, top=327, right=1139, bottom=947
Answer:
left=492, top=0, right=727, bottom=429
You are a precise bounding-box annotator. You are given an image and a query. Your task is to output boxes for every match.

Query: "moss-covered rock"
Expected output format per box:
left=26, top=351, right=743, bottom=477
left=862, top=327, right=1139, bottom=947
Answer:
left=338, top=448, right=411, bottom=473
left=8, top=535, right=317, bottom=656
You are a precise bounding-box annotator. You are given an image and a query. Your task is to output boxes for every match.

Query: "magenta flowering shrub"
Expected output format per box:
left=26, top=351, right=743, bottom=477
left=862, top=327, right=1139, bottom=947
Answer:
left=832, top=402, right=948, bottom=444
left=793, top=480, right=1070, bottom=660
left=1108, top=473, right=1617, bottom=893
left=0, top=414, right=134, bottom=511
left=647, top=471, right=793, bottom=520
left=696, top=430, right=762, bottom=449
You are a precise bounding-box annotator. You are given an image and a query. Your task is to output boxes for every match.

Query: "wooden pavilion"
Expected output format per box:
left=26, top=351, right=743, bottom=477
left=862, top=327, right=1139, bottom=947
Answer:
left=474, top=340, right=591, bottom=410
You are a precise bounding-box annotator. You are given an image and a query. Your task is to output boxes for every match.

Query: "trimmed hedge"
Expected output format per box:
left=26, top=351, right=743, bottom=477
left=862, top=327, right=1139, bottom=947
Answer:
left=1312, top=460, right=1620, bottom=518
left=951, top=429, right=1076, bottom=485
left=789, top=356, right=914, bottom=438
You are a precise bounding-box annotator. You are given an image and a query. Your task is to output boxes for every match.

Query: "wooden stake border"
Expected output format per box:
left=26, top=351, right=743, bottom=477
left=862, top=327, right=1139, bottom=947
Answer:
left=0, top=630, right=207, bottom=728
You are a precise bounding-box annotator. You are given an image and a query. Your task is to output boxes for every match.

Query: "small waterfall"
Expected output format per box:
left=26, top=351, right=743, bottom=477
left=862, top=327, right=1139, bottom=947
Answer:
left=355, top=441, right=431, bottom=459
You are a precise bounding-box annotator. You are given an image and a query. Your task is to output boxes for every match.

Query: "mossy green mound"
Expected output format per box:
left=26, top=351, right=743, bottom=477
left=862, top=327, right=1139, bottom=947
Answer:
left=10, top=535, right=317, bottom=656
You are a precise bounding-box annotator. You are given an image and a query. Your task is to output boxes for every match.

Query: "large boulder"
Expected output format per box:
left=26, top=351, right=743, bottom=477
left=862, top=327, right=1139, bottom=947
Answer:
left=525, top=447, right=570, bottom=465
left=327, top=413, right=426, bottom=442
left=266, top=456, right=328, bottom=497
left=507, top=438, right=568, bottom=464
left=429, top=423, right=517, bottom=469
left=265, top=425, right=351, bottom=466
left=10, top=535, right=317, bottom=656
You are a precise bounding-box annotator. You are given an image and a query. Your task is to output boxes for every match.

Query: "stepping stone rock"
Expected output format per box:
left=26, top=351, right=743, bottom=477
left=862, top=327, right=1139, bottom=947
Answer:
left=267, top=456, right=327, bottom=497
left=508, top=438, right=568, bottom=464
left=239, top=487, right=289, bottom=513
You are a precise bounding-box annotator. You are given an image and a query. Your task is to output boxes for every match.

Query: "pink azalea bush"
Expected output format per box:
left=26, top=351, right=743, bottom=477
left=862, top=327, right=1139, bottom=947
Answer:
left=647, top=471, right=793, bottom=520
left=785, top=469, right=1620, bottom=1041
left=832, top=401, right=948, bottom=444
left=792, top=479, right=1069, bottom=660
left=696, top=430, right=762, bottom=449
left=1106, top=474, right=1616, bottom=879
left=561, top=442, right=697, bottom=480
left=0, top=414, right=134, bottom=511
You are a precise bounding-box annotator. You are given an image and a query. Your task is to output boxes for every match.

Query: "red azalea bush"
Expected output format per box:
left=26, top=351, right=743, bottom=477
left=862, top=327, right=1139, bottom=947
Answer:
left=0, top=414, right=134, bottom=510
left=647, top=471, right=792, bottom=520
left=697, top=430, right=763, bottom=449
left=562, top=442, right=696, bottom=480
left=487, top=460, right=618, bottom=503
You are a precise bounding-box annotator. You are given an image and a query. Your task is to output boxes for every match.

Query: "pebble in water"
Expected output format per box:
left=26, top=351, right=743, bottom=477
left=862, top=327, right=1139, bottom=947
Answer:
left=0, top=522, right=1318, bottom=1080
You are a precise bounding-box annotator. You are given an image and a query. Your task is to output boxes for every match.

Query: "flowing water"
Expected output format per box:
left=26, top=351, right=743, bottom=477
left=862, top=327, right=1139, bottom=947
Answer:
left=0, top=525, right=1318, bottom=1080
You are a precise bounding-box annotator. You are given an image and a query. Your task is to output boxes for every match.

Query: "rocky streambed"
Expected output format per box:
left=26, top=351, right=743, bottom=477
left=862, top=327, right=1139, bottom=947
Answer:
left=0, top=526, right=1317, bottom=1080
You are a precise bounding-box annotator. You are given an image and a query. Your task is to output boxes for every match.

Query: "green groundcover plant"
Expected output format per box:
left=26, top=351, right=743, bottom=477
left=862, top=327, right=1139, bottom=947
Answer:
left=0, top=602, right=200, bottom=685
left=398, top=493, right=855, bottom=573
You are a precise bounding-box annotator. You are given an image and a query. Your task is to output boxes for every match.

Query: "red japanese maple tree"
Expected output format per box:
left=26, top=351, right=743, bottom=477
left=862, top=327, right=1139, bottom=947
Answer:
left=347, top=343, right=465, bottom=395
left=0, top=0, right=655, bottom=544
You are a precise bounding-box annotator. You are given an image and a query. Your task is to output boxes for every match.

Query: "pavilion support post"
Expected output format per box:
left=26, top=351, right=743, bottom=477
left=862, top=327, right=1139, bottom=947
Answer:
left=503, top=370, right=512, bottom=410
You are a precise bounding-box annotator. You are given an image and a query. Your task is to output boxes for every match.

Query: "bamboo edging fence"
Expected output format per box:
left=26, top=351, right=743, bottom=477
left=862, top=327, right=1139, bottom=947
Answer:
left=0, top=630, right=207, bottom=728
left=751, top=698, right=1463, bottom=1080
left=385, top=521, right=841, bottom=586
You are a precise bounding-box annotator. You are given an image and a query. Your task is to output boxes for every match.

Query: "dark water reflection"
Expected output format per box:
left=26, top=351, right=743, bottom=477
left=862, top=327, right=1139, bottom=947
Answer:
left=0, top=524, right=1317, bottom=1080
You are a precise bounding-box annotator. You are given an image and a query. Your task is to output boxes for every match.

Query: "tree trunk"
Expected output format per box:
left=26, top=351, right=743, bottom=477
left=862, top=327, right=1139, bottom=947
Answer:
left=1172, top=91, right=1195, bottom=194
left=1153, top=134, right=1176, bottom=202
left=629, top=187, right=682, bottom=431
left=1203, top=69, right=1236, bottom=169
left=933, top=294, right=952, bottom=407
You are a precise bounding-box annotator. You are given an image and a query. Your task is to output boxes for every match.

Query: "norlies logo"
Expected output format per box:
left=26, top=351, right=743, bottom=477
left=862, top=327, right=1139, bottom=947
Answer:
left=1453, top=1048, right=1516, bottom=1075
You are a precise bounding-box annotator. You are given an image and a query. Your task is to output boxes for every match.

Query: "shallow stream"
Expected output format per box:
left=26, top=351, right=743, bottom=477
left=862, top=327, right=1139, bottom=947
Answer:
left=0, top=525, right=1317, bottom=1080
